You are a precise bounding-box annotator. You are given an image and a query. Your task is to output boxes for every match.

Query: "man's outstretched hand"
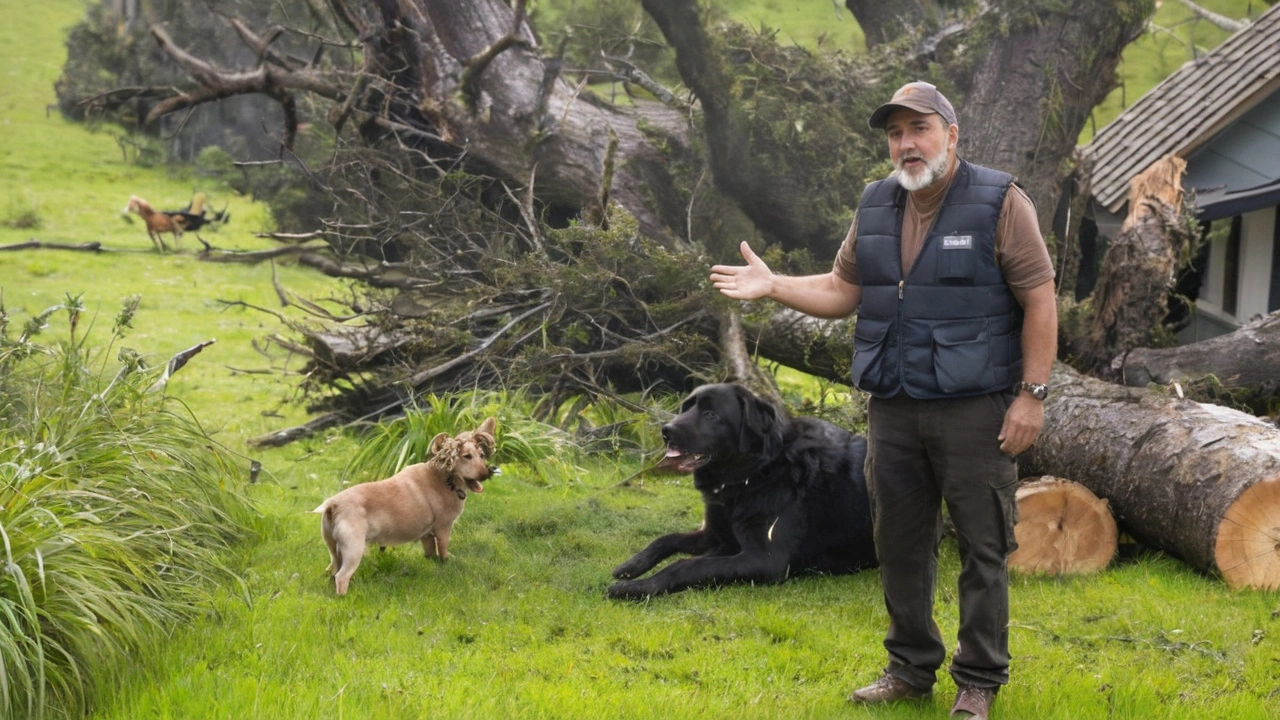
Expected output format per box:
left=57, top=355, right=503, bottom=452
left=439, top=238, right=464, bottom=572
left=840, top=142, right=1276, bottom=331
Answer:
left=710, top=241, right=774, bottom=300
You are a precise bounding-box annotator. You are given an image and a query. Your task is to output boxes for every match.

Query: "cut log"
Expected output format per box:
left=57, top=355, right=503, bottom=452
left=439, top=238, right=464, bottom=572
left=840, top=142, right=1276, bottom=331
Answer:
left=1021, top=361, right=1280, bottom=590
left=1009, top=476, right=1118, bottom=575
left=1114, top=309, right=1280, bottom=413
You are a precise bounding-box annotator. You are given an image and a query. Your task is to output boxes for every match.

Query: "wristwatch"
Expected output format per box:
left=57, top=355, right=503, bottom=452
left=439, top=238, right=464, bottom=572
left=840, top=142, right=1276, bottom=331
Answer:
left=1016, top=381, right=1049, bottom=401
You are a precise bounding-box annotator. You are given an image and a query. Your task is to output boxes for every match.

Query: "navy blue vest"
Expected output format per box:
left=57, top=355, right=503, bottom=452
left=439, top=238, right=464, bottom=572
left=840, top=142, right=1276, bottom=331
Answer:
left=851, top=159, right=1022, bottom=399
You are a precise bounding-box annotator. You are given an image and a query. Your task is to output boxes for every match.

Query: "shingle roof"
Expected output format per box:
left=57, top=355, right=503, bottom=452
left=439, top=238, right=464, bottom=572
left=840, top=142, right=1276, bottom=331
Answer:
left=1082, top=5, right=1280, bottom=214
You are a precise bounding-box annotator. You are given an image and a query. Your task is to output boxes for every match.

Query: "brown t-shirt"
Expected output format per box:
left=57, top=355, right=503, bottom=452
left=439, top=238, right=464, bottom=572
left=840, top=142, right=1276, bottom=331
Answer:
left=832, top=160, right=1055, bottom=292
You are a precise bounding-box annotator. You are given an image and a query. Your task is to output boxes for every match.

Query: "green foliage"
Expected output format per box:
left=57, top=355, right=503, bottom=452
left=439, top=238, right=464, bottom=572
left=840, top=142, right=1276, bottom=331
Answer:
left=531, top=0, right=680, bottom=88
left=194, top=145, right=243, bottom=191
left=0, top=298, right=260, bottom=720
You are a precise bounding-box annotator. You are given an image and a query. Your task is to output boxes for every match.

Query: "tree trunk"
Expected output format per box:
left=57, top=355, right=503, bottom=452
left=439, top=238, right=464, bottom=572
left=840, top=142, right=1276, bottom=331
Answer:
left=951, top=0, right=1151, bottom=236
left=1115, top=310, right=1280, bottom=414
left=844, top=1, right=941, bottom=48
left=1009, top=476, right=1118, bottom=575
left=1020, top=362, right=1280, bottom=590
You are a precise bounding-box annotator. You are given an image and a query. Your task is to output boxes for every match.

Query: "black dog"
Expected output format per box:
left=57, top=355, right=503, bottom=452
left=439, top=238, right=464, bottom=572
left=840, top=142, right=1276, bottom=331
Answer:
left=608, top=383, right=876, bottom=599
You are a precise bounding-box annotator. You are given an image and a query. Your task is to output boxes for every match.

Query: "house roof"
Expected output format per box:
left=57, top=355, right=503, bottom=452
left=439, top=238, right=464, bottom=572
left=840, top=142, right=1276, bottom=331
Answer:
left=1082, top=4, right=1280, bottom=214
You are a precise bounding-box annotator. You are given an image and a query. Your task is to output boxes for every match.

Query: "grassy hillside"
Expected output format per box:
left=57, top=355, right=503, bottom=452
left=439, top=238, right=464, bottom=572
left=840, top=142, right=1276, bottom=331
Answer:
left=1082, top=0, right=1262, bottom=142
left=3, top=3, right=1279, bottom=720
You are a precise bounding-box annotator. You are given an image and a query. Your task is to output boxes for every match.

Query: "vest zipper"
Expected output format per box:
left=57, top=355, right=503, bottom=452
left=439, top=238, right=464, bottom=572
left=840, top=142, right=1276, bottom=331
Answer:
left=898, top=280, right=904, bottom=300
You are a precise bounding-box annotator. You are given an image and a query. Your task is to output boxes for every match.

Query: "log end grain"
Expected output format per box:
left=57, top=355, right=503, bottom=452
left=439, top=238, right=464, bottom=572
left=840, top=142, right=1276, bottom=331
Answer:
left=1009, top=476, right=1118, bottom=575
left=1214, top=478, right=1280, bottom=590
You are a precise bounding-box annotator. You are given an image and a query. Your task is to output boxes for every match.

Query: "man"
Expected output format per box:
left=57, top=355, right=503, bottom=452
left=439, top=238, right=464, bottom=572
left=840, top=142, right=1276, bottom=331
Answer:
left=709, top=81, right=1057, bottom=720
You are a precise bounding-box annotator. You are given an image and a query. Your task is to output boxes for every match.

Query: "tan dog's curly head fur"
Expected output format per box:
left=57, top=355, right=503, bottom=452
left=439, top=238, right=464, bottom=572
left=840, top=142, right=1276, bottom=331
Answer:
left=427, top=422, right=497, bottom=474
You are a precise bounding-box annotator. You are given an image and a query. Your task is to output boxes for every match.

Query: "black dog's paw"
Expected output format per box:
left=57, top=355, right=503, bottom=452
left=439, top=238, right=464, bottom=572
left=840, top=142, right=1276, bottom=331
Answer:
left=606, top=578, right=659, bottom=601
left=611, top=556, right=651, bottom=580
left=609, top=550, right=660, bottom=579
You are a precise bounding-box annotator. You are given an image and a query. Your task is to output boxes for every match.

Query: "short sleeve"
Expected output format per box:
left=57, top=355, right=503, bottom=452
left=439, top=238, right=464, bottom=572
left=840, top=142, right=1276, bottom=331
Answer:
left=996, top=185, right=1055, bottom=292
left=832, top=216, right=860, bottom=285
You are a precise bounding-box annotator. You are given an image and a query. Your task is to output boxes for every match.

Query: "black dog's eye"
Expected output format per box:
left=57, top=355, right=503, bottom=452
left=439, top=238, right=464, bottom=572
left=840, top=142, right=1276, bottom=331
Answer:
left=702, top=410, right=717, bottom=420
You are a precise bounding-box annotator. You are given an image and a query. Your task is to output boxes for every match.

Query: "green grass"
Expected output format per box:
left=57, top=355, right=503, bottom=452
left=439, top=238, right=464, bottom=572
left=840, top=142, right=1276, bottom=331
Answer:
left=3, top=2, right=1280, bottom=719
left=718, top=0, right=866, bottom=52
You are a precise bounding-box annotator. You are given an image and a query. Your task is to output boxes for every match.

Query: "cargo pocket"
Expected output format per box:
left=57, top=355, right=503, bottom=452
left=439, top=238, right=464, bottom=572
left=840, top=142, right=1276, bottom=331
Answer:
left=932, top=320, right=995, bottom=394
left=850, top=317, right=896, bottom=395
left=992, top=472, right=1020, bottom=557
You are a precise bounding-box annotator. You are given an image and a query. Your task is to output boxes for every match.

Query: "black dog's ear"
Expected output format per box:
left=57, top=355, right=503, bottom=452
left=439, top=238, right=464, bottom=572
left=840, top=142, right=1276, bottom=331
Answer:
left=736, top=386, right=783, bottom=459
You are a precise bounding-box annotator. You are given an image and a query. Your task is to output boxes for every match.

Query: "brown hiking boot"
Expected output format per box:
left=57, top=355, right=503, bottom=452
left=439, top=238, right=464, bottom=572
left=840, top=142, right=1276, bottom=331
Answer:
left=950, top=686, right=997, bottom=719
left=847, top=673, right=931, bottom=704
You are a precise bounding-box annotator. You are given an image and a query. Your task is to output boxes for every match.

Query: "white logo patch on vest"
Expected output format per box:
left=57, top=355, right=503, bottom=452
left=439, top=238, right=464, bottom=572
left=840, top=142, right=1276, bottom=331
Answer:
left=942, top=235, right=973, bottom=249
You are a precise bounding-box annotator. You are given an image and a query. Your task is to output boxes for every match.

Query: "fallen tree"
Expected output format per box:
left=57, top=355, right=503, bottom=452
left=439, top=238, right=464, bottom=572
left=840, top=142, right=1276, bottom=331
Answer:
left=1020, top=362, right=1280, bottom=590
left=55, top=0, right=1156, bottom=422
left=1114, top=310, right=1280, bottom=415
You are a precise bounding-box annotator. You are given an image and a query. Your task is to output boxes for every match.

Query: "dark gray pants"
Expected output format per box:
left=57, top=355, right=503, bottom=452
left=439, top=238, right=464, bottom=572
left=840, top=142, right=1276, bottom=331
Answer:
left=866, top=391, right=1019, bottom=691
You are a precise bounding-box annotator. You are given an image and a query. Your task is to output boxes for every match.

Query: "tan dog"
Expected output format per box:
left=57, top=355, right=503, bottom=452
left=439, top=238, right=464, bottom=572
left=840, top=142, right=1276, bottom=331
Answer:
left=314, top=417, right=497, bottom=595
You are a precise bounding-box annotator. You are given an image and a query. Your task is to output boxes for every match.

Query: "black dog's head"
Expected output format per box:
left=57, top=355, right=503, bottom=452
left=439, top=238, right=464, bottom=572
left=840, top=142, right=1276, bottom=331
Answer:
left=657, top=384, right=786, bottom=474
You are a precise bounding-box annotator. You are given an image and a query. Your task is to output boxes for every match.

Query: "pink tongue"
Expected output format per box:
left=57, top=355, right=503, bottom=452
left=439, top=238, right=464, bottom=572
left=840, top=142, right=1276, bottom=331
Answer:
left=665, top=447, right=682, bottom=458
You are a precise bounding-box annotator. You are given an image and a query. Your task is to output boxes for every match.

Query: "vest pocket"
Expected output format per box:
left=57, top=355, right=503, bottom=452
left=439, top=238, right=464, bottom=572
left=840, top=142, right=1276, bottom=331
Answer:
left=937, top=232, right=979, bottom=284
left=851, top=317, right=897, bottom=394
left=932, top=320, right=996, bottom=394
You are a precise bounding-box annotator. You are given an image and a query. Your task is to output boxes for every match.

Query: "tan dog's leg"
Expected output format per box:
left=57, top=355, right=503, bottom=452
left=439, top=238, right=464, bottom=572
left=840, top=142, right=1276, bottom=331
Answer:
left=329, top=514, right=368, bottom=596
left=433, top=524, right=453, bottom=560
left=421, top=533, right=440, bottom=559
left=332, top=538, right=366, bottom=596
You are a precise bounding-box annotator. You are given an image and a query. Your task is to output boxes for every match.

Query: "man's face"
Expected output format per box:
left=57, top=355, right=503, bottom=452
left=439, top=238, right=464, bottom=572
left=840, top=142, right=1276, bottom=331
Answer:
left=885, top=108, right=957, bottom=192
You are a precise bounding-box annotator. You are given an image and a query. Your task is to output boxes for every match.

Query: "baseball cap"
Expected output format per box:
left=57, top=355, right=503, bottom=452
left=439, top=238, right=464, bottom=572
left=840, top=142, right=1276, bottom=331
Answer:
left=868, top=81, right=958, bottom=129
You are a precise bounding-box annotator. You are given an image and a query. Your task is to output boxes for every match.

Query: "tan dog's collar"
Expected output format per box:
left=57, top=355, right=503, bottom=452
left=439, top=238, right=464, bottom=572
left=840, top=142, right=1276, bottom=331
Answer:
left=445, top=477, right=466, bottom=500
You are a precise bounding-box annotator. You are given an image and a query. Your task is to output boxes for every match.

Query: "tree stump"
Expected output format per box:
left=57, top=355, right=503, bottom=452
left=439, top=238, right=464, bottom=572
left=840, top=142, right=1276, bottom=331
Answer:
left=1021, top=362, right=1280, bottom=590
left=1009, top=476, right=1117, bottom=575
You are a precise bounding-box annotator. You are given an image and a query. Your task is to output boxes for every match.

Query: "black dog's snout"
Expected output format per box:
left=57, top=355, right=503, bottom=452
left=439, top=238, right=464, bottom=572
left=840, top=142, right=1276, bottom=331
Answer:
left=661, top=424, right=675, bottom=444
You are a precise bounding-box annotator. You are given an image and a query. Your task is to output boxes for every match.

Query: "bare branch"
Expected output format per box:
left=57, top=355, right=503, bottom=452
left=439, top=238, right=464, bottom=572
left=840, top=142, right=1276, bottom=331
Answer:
left=1176, top=0, right=1248, bottom=33
left=0, top=240, right=108, bottom=253
left=145, top=24, right=344, bottom=126
left=460, top=35, right=533, bottom=106
left=601, top=54, right=684, bottom=108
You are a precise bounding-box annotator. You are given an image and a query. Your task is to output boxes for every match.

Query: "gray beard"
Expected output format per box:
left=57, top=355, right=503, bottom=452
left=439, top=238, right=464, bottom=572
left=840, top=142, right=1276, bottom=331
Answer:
left=894, top=152, right=949, bottom=192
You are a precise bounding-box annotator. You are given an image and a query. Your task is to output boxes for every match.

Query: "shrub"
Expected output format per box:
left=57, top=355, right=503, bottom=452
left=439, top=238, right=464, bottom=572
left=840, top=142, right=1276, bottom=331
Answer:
left=0, top=296, right=260, bottom=720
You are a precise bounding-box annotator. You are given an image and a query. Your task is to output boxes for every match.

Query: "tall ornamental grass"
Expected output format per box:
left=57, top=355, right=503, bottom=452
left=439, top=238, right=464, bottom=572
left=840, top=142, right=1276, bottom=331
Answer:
left=341, top=391, right=578, bottom=486
left=0, top=296, right=261, bottom=720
